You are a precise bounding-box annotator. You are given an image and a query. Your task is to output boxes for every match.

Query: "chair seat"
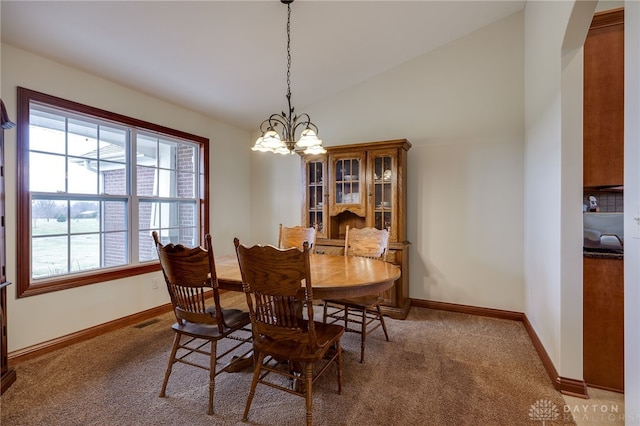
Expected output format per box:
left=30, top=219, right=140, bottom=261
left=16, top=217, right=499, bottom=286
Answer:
left=206, top=306, right=252, bottom=328
left=254, top=321, right=343, bottom=362
left=172, top=310, right=250, bottom=339
left=325, top=294, right=383, bottom=309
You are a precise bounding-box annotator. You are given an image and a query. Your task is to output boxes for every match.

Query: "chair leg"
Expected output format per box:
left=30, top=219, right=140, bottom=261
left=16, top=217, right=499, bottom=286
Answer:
left=377, top=305, right=390, bottom=341
left=243, top=351, right=265, bottom=422
left=336, top=341, right=343, bottom=395
left=359, top=307, right=367, bottom=363
left=160, top=332, right=181, bottom=397
left=304, top=362, right=313, bottom=426
left=207, top=340, right=217, bottom=415
left=343, top=306, right=349, bottom=330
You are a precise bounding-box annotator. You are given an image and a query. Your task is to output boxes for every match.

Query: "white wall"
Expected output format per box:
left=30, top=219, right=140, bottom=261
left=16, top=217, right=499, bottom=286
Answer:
left=0, top=3, right=3, bottom=99
left=1, top=44, right=252, bottom=351
left=249, top=147, right=303, bottom=245
left=524, top=0, right=596, bottom=380
left=524, top=1, right=565, bottom=371
left=561, top=0, right=600, bottom=382
left=624, top=1, right=640, bottom=421
left=251, top=12, right=526, bottom=312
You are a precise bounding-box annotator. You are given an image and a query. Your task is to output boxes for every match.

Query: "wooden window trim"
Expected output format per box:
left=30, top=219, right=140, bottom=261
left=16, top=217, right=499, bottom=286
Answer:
left=16, top=87, right=210, bottom=297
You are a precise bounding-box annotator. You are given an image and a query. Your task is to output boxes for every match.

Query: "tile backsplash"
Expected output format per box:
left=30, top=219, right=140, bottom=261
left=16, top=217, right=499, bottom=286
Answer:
left=583, top=191, right=623, bottom=212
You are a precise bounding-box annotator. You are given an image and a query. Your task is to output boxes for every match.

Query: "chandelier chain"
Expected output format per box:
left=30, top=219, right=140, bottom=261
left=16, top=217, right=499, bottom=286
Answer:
left=286, top=2, right=292, bottom=100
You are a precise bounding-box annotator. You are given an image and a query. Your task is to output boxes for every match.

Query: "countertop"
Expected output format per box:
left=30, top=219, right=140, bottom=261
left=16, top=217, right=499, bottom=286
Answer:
left=583, top=250, right=623, bottom=260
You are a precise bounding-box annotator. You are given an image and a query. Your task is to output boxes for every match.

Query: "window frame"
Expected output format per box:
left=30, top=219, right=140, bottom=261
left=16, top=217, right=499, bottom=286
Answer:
left=16, top=87, right=210, bottom=297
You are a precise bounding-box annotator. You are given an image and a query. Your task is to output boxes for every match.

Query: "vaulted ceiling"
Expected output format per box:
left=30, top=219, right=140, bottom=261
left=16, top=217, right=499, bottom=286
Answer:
left=2, top=1, right=525, bottom=130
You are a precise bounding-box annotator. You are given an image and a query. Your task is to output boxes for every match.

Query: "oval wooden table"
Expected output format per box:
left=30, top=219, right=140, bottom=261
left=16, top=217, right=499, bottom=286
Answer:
left=215, top=253, right=401, bottom=300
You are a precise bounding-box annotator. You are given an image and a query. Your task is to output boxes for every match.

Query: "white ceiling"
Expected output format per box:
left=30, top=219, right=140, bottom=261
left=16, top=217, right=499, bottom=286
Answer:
left=1, top=1, right=525, bottom=131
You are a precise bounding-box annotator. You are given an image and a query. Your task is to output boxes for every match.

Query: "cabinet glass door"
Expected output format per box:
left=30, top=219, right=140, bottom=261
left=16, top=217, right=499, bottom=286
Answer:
left=335, top=158, right=361, bottom=204
left=372, top=154, right=393, bottom=233
left=306, top=160, right=325, bottom=235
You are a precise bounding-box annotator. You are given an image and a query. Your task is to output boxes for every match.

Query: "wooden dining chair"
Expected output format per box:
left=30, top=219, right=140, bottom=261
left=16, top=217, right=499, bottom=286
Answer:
left=278, top=223, right=317, bottom=253
left=322, top=225, right=391, bottom=363
left=152, top=231, right=252, bottom=415
left=234, top=238, right=344, bottom=426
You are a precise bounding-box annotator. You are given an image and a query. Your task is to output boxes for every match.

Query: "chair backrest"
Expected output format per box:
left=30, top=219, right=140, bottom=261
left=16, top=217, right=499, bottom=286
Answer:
left=277, top=224, right=317, bottom=253
left=234, top=239, right=318, bottom=347
left=153, top=231, right=226, bottom=332
left=344, top=226, right=390, bottom=261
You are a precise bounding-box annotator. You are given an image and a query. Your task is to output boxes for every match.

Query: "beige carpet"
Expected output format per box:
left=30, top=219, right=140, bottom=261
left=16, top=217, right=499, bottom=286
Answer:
left=0, top=300, right=574, bottom=425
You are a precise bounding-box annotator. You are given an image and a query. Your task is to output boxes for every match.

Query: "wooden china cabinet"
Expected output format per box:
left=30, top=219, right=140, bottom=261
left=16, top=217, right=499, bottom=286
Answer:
left=301, top=139, right=411, bottom=319
left=1, top=118, right=16, bottom=394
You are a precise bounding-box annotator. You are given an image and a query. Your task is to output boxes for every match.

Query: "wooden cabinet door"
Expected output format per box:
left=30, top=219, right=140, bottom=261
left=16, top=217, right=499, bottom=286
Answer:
left=583, top=256, right=624, bottom=392
left=583, top=9, right=624, bottom=187
left=328, top=151, right=366, bottom=217
left=301, top=156, right=327, bottom=238
left=367, top=148, right=398, bottom=240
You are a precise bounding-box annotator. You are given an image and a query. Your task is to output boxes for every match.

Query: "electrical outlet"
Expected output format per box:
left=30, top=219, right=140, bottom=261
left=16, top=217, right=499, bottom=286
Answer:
left=152, top=278, right=160, bottom=290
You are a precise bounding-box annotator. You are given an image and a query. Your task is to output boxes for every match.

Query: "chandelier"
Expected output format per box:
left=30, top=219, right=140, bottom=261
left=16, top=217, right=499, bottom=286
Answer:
left=252, top=0, right=326, bottom=156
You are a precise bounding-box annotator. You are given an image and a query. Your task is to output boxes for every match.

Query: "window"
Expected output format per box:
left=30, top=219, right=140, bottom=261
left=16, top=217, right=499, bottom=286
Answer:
left=16, top=87, right=209, bottom=297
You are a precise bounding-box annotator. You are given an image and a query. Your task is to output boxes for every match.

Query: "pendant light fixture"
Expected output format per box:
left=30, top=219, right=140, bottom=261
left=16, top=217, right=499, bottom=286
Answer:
left=252, top=0, right=326, bottom=155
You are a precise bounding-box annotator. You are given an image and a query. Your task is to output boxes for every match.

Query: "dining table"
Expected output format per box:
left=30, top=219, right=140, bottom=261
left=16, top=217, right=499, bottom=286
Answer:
left=215, top=253, right=401, bottom=300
